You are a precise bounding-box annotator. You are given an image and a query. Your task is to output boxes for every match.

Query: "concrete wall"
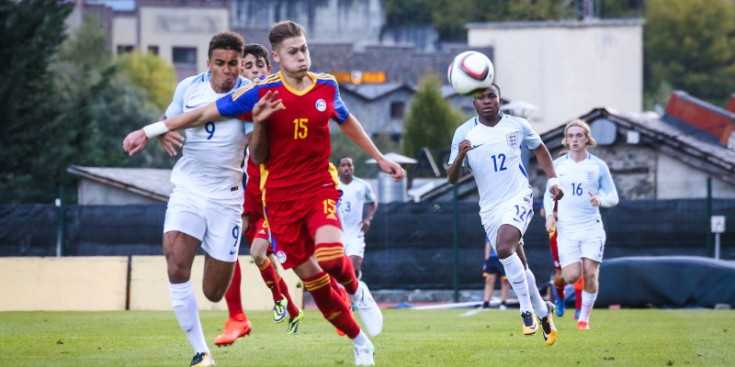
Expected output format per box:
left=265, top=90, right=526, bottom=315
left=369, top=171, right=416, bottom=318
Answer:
left=0, top=256, right=303, bottom=311
left=232, top=0, right=385, bottom=51
left=78, top=180, right=162, bottom=205
left=139, top=7, right=229, bottom=79
left=340, top=89, right=415, bottom=137
left=656, top=154, right=735, bottom=199
left=111, top=15, right=136, bottom=52
left=468, top=20, right=644, bottom=132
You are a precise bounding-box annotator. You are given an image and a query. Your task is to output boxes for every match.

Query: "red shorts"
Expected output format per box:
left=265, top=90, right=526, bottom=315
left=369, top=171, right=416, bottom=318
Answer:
left=244, top=215, right=272, bottom=254
left=548, top=230, right=561, bottom=270
left=264, top=188, right=342, bottom=269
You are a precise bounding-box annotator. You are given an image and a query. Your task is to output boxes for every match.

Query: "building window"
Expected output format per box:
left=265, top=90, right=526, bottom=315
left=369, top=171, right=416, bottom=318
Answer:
left=173, top=47, right=197, bottom=65
left=390, top=101, right=405, bottom=119
left=116, top=44, right=135, bottom=55
left=147, top=45, right=159, bottom=55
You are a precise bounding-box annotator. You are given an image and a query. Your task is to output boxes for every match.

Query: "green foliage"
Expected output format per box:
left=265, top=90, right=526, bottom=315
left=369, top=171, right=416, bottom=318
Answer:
left=330, top=132, right=373, bottom=178
left=0, top=0, right=73, bottom=203
left=505, top=0, right=565, bottom=21
left=330, top=132, right=402, bottom=179
left=402, top=75, right=466, bottom=159
left=115, top=52, right=177, bottom=111
left=644, top=0, right=735, bottom=105
left=384, top=0, right=644, bottom=41
left=0, top=6, right=174, bottom=203
left=383, top=0, right=433, bottom=25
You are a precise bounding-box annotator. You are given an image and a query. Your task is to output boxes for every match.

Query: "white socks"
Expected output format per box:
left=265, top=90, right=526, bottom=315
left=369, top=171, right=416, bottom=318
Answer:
left=169, top=280, right=209, bottom=355
left=579, top=290, right=598, bottom=323
left=351, top=330, right=370, bottom=346
left=499, top=253, right=533, bottom=314
left=525, top=268, right=548, bottom=319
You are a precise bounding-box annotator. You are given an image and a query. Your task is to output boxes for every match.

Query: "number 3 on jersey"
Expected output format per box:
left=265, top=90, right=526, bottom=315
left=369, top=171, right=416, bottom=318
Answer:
left=293, top=118, right=308, bottom=139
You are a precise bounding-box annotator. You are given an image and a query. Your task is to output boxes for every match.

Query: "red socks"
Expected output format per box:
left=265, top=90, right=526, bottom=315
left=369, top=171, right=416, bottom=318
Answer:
left=257, top=257, right=283, bottom=302
left=303, top=271, right=360, bottom=338
left=278, top=276, right=300, bottom=317
left=315, top=242, right=358, bottom=294
left=554, top=273, right=566, bottom=300
left=224, top=259, right=246, bottom=320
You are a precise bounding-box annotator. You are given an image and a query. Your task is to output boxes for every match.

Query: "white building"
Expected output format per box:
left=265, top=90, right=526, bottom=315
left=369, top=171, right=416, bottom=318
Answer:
left=467, top=19, right=645, bottom=133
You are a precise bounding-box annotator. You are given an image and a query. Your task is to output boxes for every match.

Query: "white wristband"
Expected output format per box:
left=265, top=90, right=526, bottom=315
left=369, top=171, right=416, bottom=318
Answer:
left=548, top=177, right=560, bottom=188
left=142, top=121, right=169, bottom=138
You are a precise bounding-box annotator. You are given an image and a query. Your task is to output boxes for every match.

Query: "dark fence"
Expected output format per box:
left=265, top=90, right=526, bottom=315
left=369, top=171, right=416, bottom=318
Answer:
left=1, top=199, right=733, bottom=290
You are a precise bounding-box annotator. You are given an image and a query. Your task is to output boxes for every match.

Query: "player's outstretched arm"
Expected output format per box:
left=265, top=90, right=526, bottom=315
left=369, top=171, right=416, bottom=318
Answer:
left=339, top=114, right=405, bottom=180
left=250, top=91, right=283, bottom=164
left=122, top=103, right=223, bottom=156
left=533, top=143, right=564, bottom=201
left=151, top=114, right=185, bottom=157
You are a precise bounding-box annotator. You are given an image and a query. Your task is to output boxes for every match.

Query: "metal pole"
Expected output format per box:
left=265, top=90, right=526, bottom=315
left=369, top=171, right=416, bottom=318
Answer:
left=714, top=233, right=721, bottom=260
left=452, top=185, right=460, bottom=303
left=55, top=197, right=62, bottom=257
left=706, top=177, right=713, bottom=257
left=55, top=185, right=66, bottom=257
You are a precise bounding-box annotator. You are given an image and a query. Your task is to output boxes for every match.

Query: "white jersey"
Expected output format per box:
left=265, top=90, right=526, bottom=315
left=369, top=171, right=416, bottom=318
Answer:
left=464, top=114, right=542, bottom=213
left=165, top=72, right=252, bottom=199
left=543, top=153, right=619, bottom=229
left=339, top=176, right=376, bottom=239
left=447, top=116, right=479, bottom=165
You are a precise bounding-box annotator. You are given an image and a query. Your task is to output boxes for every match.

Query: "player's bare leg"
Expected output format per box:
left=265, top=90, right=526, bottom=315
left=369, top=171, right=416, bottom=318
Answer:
left=562, top=262, right=586, bottom=322
left=164, top=231, right=216, bottom=365
left=577, top=258, right=600, bottom=330
left=251, top=239, right=287, bottom=322
left=349, top=255, right=363, bottom=280
left=214, top=215, right=252, bottom=346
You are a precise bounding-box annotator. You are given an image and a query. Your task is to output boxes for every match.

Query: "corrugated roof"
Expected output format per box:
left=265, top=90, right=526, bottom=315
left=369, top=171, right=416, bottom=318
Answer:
left=67, top=165, right=173, bottom=202
left=340, top=83, right=414, bottom=100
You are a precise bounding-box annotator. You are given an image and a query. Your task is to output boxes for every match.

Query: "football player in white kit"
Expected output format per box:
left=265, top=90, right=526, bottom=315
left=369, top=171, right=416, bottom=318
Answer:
left=543, top=119, right=619, bottom=331
left=124, top=31, right=251, bottom=367
left=447, top=84, right=563, bottom=346
left=337, top=156, right=378, bottom=279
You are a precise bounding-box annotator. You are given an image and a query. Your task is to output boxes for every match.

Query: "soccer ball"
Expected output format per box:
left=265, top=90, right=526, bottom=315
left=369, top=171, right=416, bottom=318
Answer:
left=447, top=51, right=494, bottom=96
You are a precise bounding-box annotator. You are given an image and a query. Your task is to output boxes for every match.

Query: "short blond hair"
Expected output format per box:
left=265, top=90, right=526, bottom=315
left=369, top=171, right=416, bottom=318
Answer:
left=562, top=119, right=597, bottom=147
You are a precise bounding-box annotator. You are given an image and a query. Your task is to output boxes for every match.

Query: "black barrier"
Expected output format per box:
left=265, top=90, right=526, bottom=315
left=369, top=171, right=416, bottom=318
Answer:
left=1, top=200, right=734, bottom=290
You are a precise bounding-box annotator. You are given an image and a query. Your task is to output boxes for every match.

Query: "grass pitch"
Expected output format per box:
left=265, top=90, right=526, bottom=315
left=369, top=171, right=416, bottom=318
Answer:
left=1, top=308, right=733, bottom=366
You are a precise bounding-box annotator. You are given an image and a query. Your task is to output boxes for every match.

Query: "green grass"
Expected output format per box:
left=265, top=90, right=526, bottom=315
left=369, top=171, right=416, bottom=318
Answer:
left=1, top=309, right=733, bottom=366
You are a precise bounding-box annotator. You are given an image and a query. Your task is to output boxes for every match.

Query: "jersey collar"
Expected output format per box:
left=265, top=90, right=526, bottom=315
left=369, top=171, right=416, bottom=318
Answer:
left=278, top=71, right=317, bottom=96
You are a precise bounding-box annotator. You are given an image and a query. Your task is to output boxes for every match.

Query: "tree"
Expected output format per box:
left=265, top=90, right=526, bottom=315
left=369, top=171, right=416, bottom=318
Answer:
left=0, top=0, right=73, bottom=203
left=0, top=6, right=174, bottom=203
left=115, top=52, right=177, bottom=111
left=402, top=74, right=467, bottom=159
left=645, top=0, right=735, bottom=106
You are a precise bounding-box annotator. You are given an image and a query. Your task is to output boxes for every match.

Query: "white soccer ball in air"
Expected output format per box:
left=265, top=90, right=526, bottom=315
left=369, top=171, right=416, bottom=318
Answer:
left=447, top=51, right=495, bottom=96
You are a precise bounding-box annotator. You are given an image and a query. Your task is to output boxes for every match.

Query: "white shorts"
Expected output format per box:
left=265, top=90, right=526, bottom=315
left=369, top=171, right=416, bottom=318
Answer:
left=163, top=186, right=243, bottom=262
left=556, top=223, right=606, bottom=268
left=343, top=234, right=366, bottom=258
left=481, top=192, right=534, bottom=253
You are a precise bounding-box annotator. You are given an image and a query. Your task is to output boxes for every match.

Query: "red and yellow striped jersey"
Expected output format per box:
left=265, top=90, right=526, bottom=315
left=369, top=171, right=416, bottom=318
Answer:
left=217, top=71, right=349, bottom=202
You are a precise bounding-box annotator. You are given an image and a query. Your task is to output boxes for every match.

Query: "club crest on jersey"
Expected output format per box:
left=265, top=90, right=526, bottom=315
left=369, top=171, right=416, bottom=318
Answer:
left=587, top=170, right=594, bottom=182
left=276, top=251, right=287, bottom=264
left=506, top=131, right=521, bottom=148
left=315, top=99, right=327, bottom=112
